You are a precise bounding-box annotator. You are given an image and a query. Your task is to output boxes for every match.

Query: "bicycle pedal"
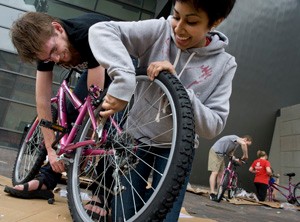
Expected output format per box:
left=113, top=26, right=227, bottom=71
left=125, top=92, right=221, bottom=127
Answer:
left=40, top=119, right=68, bottom=133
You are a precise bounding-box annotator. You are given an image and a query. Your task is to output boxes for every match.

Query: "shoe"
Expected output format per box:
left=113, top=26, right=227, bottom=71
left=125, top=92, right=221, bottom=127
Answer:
left=85, top=195, right=108, bottom=220
left=4, top=178, right=54, bottom=200
left=209, top=193, right=217, bottom=200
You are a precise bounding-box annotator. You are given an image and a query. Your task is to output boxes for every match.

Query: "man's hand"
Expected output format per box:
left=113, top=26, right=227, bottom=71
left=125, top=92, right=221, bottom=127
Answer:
left=147, top=61, right=176, bottom=81
left=232, top=156, right=246, bottom=165
left=241, top=155, right=248, bottom=161
left=100, top=94, right=128, bottom=117
left=238, top=156, right=247, bottom=165
left=48, top=148, right=65, bottom=173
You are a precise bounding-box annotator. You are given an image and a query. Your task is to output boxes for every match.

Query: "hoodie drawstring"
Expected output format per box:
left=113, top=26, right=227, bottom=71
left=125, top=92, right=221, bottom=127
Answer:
left=173, top=49, right=181, bottom=69
left=155, top=49, right=196, bottom=123
left=177, top=51, right=196, bottom=79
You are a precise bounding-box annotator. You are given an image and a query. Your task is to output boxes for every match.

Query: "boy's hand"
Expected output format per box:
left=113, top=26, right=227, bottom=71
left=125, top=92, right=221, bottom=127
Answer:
left=147, top=61, right=176, bottom=81
left=100, top=94, right=127, bottom=117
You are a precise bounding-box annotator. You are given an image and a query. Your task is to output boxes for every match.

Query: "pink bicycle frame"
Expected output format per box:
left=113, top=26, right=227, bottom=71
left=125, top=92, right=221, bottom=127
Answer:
left=268, top=178, right=295, bottom=202
left=25, top=79, right=115, bottom=157
left=220, top=157, right=238, bottom=190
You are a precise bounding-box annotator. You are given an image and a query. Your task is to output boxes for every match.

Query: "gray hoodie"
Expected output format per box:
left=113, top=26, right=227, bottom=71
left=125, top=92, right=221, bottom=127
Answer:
left=89, top=16, right=237, bottom=145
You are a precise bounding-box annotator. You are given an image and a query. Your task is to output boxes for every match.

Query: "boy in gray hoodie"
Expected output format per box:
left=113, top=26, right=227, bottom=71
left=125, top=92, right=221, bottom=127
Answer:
left=89, top=0, right=237, bottom=221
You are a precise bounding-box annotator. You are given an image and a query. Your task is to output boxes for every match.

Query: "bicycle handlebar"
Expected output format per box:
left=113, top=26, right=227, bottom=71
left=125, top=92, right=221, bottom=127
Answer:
left=229, top=156, right=246, bottom=163
left=229, top=156, right=246, bottom=166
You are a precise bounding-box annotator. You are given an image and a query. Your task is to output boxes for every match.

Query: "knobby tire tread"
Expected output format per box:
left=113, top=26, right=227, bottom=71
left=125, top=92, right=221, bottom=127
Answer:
left=149, top=72, right=195, bottom=221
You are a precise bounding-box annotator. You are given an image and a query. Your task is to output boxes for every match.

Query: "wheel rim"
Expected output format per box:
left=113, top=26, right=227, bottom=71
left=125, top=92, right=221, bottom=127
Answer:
left=14, top=121, right=44, bottom=184
left=67, top=74, right=194, bottom=221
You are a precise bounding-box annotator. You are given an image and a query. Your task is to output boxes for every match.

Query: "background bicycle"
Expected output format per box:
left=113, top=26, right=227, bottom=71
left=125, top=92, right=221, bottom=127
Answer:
left=11, top=69, right=195, bottom=222
left=268, top=172, right=300, bottom=205
left=216, top=156, right=245, bottom=202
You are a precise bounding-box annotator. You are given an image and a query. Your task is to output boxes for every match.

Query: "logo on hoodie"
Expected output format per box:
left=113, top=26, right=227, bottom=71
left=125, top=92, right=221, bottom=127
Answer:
left=186, top=65, right=212, bottom=89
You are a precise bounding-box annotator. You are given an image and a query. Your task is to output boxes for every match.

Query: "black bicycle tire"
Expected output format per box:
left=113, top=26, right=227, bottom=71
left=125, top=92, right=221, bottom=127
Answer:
left=12, top=106, right=57, bottom=185
left=12, top=117, right=47, bottom=185
left=216, top=170, right=230, bottom=202
left=67, top=71, right=195, bottom=222
left=293, top=182, right=300, bottom=205
left=228, top=176, right=237, bottom=199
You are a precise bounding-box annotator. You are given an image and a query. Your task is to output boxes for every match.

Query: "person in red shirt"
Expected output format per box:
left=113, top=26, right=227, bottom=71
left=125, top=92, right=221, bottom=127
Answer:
left=249, top=150, right=272, bottom=201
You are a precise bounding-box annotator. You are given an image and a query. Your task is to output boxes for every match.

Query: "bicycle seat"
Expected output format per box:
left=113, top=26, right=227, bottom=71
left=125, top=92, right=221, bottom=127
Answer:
left=284, top=173, right=295, bottom=177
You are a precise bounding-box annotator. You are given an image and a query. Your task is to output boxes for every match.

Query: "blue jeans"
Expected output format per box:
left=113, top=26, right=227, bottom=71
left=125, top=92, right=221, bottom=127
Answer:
left=112, top=146, right=193, bottom=222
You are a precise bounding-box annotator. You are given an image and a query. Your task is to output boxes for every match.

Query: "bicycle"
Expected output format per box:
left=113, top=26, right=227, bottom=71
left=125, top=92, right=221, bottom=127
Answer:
left=11, top=68, right=195, bottom=222
left=267, top=172, right=300, bottom=205
left=215, top=156, right=244, bottom=202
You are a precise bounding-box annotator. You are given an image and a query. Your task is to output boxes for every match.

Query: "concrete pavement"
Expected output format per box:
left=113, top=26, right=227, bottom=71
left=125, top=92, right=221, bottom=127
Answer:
left=1, top=148, right=300, bottom=221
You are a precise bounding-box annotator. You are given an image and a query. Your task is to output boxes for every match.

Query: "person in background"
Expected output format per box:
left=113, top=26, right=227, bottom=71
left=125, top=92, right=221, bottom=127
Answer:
left=208, top=135, right=252, bottom=200
left=249, top=150, right=272, bottom=201
left=89, top=0, right=238, bottom=220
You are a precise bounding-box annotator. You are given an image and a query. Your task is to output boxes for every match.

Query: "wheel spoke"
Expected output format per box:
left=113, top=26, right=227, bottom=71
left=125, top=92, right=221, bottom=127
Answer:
left=13, top=119, right=46, bottom=185
left=67, top=73, right=194, bottom=222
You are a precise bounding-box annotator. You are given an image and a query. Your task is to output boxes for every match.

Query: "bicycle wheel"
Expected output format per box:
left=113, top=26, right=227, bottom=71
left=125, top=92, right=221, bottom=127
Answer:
left=12, top=117, right=47, bottom=185
left=228, top=176, right=237, bottom=199
left=293, top=182, right=300, bottom=205
left=216, top=170, right=230, bottom=202
left=12, top=106, right=57, bottom=185
left=67, top=71, right=195, bottom=222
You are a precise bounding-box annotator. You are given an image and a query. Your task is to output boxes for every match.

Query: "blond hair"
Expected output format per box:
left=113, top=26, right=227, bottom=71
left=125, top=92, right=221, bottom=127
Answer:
left=257, top=150, right=267, bottom=158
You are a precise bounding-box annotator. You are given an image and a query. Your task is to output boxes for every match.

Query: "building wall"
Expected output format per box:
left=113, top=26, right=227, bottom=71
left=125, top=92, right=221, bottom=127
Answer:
left=269, top=104, right=300, bottom=188
left=0, top=0, right=34, bottom=53
left=0, top=0, right=36, bottom=149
